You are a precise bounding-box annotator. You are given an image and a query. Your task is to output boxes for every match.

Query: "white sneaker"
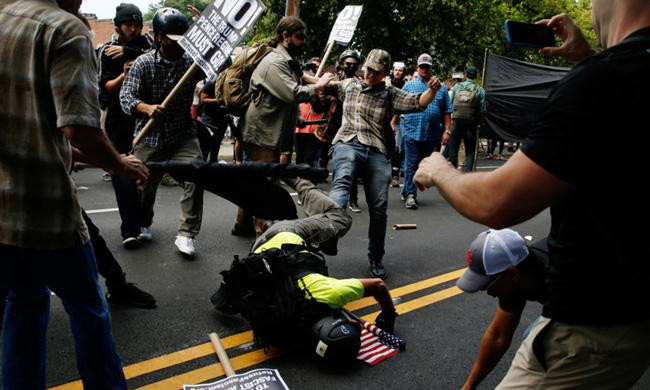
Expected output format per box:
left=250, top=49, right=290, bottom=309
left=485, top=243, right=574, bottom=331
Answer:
left=138, top=227, right=153, bottom=241
left=175, top=235, right=196, bottom=257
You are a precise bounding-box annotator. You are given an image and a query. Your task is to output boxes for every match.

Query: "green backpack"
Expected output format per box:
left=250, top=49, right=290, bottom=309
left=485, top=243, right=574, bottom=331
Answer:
left=214, top=44, right=273, bottom=117
left=452, top=82, right=478, bottom=122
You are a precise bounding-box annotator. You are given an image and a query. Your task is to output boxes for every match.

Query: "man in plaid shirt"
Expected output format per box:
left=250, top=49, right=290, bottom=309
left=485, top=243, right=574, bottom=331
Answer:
left=328, top=49, right=442, bottom=278
left=120, top=8, right=205, bottom=258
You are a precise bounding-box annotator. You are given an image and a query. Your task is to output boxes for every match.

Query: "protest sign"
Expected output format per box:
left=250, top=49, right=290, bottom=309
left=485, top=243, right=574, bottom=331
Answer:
left=183, top=369, right=290, bottom=390
left=179, top=0, right=267, bottom=80
left=327, top=5, right=363, bottom=46
left=316, top=5, right=363, bottom=76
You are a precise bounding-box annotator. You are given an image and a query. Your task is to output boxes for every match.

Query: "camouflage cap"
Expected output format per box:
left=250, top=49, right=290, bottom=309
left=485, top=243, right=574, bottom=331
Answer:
left=363, top=49, right=391, bottom=72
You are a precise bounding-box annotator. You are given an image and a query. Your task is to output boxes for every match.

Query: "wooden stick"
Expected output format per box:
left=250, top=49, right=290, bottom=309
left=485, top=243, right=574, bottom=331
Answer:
left=209, top=332, right=236, bottom=377
left=392, top=224, right=417, bottom=230
left=132, top=62, right=199, bottom=148
left=315, top=41, right=335, bottom=77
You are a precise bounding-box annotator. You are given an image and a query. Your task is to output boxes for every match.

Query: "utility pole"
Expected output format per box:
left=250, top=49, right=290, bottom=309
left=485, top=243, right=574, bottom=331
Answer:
left=285, top=0, right=299, bottom=17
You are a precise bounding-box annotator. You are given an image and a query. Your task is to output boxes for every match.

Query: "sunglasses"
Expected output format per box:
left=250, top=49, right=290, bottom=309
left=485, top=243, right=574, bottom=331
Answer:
left=294, top=32, right=306, bottom=40
left=344, top=62, right=358, bottom=67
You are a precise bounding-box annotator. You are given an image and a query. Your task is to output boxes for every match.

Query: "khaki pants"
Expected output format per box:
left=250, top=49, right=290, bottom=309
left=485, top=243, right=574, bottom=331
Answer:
left=234, top=143, right=279, bottom=236
left=497, top=316, right=650, bottom=389
left=134, top=137, right=204, bottom=237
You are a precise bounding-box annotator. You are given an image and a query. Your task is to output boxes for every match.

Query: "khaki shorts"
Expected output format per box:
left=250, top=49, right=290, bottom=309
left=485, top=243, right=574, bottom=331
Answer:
left=497, top=316, right=650, bottom=389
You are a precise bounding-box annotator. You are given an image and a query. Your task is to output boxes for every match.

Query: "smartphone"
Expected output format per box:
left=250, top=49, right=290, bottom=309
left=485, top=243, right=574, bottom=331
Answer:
left=505, top=20, right=556, bottom=49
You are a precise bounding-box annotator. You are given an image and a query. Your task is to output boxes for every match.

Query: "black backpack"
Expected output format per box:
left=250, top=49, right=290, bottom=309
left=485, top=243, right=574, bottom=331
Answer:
left=211, top=245, right=334, bottom=349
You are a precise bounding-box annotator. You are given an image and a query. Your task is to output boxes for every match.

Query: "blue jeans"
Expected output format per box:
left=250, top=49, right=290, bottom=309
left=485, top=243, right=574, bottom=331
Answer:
left=402, top=137, right=438, bottom=199
left=0, top=238, right=126, bottom=389
left=329, top=139, right=391, bottom=262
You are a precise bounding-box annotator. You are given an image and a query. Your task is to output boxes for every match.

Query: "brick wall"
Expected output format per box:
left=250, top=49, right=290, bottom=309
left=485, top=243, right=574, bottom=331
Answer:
left=88, top=18, right=153, bottom=49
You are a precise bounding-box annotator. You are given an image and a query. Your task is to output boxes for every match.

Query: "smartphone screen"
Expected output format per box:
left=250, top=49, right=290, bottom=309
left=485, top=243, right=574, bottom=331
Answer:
left=505, top=20, right=556, bottom=49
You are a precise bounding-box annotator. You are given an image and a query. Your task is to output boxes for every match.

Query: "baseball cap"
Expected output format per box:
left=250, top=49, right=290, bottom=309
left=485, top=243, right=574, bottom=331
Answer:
left=363, top=49, right=391, bottom=72
left=393, top=61, right=406, bottom=70
left=417, top=53, right=433, bottom=67
left=452, top=72, right=464, bottom=80
left=456, top=229, right=529, bottom=293
left=465, top=66, right=478, bottom=78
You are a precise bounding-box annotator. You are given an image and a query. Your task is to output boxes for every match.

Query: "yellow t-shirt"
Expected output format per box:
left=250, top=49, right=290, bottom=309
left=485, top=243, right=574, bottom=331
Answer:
left=298, top=273, right=364, bottom=309
left=252, top=231, right=365, bottom=309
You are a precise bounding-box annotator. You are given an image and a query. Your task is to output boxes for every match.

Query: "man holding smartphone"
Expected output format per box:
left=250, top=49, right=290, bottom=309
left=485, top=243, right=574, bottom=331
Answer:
left=415, top=1, right=650, bottom=387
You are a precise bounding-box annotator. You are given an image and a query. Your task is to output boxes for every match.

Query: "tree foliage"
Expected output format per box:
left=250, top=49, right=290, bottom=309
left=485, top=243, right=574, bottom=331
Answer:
left=145, top=0, right=596, bottom=77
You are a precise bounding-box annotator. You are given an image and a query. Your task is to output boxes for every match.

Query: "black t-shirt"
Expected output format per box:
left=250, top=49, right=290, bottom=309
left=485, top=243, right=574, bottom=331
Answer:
left=498, top=243, right=549, bottom=313
left=99, top=35, right=153, bottom=139
left=520, top=27, right=650, bottom=325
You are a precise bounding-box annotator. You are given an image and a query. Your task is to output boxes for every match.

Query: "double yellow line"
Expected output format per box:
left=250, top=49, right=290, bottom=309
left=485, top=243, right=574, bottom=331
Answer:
left=50, top=268, right=466, bottom=390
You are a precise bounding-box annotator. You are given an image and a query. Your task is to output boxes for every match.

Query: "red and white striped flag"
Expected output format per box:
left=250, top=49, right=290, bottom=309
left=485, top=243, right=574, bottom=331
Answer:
left=356, top=321, right=400, bottom=366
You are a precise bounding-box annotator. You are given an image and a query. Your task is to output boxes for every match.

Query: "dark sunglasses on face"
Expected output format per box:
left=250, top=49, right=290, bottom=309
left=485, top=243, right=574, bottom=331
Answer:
left=294, top=32, right=306, bottom=40
left=344, top=62, right=358, bottom=67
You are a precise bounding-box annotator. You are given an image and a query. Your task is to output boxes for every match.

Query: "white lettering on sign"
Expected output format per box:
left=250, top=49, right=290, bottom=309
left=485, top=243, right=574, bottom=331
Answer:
left=327, top=5, right=363, bottom=46
left=178, top=0, right=266, bottom=79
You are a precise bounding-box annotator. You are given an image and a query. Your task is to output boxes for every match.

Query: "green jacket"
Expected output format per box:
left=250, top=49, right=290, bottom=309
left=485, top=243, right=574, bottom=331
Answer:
left=240, top=45, right=316, bottom=153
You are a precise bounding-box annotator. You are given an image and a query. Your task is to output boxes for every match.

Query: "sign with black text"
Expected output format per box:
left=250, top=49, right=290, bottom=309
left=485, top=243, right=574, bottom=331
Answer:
left=327, top=5, right=363, bottom=46
left=179, top=0, right=266, bottom=79
left=183, top=369, right=290, bottom=390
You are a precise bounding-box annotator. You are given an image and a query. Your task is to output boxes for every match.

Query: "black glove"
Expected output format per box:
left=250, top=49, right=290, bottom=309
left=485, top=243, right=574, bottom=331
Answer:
left=374, top=309, right=398, bottom=333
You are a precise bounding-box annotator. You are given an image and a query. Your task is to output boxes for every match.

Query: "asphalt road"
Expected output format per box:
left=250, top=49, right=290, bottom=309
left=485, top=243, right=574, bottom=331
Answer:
left=1, top=150, right=648, bottom=389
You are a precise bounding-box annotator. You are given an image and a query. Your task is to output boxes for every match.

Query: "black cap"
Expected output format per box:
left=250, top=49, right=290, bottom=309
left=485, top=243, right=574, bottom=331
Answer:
left=114, top=3, right=142, bottom=26
left=465, top=66, right=478, bottom=78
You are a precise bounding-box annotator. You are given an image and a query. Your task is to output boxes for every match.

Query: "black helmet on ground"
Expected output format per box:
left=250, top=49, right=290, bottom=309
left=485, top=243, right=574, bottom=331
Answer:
left=311, top=315, right=361, bottom=362
left=339, top=49, right=360, bottom=64
left=152, top=7, right=189, bottom=40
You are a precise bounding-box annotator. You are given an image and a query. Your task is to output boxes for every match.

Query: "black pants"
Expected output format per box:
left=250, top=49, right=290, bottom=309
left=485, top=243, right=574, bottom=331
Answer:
left=294, top=133, right=320, bottom=166
left=82, top=210, right=126, bottom=288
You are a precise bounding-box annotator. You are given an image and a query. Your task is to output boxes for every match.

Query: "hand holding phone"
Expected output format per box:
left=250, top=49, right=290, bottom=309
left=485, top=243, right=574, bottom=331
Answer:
left=536, top=14, right=596, bottom=62
left=505, top=20, right=556, bottom=49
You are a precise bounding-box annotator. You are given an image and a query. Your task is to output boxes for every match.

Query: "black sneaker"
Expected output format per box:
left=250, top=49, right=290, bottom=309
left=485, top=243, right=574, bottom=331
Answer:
left=106, top=283, right=156, bottom=309
left=231, top=224, right=256, bottom=237
left=369, top=260, right=387, bottom=279
left=122, top=236, right=141, bottom=250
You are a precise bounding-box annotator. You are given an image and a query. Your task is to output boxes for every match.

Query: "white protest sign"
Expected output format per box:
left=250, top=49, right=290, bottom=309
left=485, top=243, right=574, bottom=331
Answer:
left=327, top=5, right=363, bottom=46
left=179, top=0, right=267, bottom=79
left=183, top=368, right=290, bottom=390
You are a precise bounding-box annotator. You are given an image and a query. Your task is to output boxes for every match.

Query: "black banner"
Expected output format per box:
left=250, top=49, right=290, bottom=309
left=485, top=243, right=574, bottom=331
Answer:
left=483, top=53, right=570, bottom=141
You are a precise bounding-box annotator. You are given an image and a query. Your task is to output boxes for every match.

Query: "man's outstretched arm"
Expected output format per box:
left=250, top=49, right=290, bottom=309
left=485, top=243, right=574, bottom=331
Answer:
left=462, top=307, right=522, bottom=390
left=413, top=150, right=573, bottom=229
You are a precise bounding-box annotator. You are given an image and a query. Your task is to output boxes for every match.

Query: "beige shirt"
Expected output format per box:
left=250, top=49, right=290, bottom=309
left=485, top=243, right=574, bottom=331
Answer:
left=0, top=0, right=100, bottom=249
left=240, top=45, right=316, bottom=153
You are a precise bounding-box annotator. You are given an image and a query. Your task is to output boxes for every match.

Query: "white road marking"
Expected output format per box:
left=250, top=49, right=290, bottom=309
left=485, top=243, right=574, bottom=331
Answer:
left=86, top=208, right=119, bottom=214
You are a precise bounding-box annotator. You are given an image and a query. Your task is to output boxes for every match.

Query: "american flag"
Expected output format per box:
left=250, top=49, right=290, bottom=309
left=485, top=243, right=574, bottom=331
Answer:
left=356, top=320, right=402, bottom=366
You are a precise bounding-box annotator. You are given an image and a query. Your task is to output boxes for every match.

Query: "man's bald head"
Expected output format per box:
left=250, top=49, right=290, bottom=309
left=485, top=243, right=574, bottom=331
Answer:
left=591, top=0, right=650, bottom=48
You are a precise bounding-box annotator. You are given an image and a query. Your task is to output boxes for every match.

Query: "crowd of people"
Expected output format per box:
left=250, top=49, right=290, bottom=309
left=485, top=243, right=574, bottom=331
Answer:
left=0, top=0, right=649, bottom=388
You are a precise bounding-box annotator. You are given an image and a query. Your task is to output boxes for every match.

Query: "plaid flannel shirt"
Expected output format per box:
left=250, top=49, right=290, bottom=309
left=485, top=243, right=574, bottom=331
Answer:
left=120, top=50, right=202, bottom=149
left=0, top=0, right=96, bottom=249
left=331, top=79, right=424, bottom=154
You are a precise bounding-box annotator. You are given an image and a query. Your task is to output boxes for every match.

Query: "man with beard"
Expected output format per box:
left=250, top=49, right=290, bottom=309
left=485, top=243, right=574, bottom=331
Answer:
left=232, top=16, right=334, bottom=237
left=120, top=7, right=205, bottom=258
left=100, top=3, right=153, bottom=249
